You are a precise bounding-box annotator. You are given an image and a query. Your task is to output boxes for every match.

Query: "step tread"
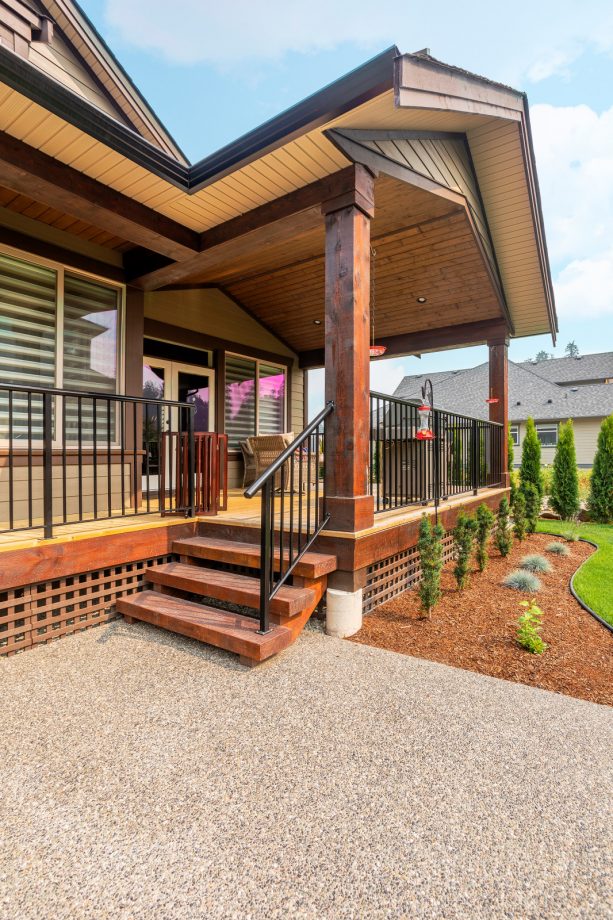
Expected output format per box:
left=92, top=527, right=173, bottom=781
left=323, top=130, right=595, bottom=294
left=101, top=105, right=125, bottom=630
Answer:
left=146, top=563, right=315, bottom=617
left=117, top=591, right=292, bottom=661
left=173, top=535, right=337, bottom=578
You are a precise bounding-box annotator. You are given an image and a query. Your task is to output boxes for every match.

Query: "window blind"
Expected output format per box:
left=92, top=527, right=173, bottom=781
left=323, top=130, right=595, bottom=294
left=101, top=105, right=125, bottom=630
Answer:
left=225, top=355, right=256, bottom=449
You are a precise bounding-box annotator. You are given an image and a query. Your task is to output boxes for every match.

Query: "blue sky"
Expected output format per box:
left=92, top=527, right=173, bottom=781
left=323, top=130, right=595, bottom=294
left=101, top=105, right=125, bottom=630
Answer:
left=80, top=0, right=613, bottom=405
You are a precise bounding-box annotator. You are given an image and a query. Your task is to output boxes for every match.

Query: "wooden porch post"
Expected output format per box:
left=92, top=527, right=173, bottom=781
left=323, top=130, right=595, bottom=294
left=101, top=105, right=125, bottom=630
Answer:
left=488, top=336, right=510, bottom=487
left=322, top=164, right=375, bottom=532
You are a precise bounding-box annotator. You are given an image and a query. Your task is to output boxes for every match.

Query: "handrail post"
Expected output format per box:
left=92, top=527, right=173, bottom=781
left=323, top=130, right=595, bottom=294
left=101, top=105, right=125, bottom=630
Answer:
left=187, top=405, right=195, bottom=517
left=471, top=419, right=479, bottom=495
left=433, top=409, right=440, bottom=522
left=258, top=478, right=272, bottom=634
left=42, top=390, right=53, bottom=539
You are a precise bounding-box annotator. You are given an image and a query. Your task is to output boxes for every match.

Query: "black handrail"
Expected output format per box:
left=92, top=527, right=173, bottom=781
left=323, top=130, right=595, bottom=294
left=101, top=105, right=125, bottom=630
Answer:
left=244, top=400, right=334, bottom=633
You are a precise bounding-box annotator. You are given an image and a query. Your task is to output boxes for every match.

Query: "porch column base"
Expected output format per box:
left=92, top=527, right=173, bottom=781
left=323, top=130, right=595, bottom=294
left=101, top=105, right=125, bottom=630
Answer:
left=325, top=587, right=363, bottom=638
left=326, top=495, right=374, bottom=532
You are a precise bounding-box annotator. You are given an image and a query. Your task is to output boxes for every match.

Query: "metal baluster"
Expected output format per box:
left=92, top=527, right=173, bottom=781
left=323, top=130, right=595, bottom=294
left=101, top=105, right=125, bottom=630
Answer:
left=92, top=397, right=98, bottom=519
left=78, top=397, right=83, bottom=521
left=8, top=390, right=13, bottom=531
left=107, top=398, right=112, bottom=518
left=42, top=390, right=53, bottom=539
left=27, top=391, right=32, bottom=528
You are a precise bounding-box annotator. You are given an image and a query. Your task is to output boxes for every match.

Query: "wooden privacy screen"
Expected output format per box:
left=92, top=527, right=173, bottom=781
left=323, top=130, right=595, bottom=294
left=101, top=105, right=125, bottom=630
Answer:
left=363, top=532, right=455, bottom=614
left=0, top=553, right=175, bottom=656
left=160, top=432, right=228, bottom=516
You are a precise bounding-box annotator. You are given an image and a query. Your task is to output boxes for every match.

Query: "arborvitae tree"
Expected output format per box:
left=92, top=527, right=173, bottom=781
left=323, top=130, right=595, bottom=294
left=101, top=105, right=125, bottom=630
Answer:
left=508, top=424, right=515, bottom=472
left=495, top=497, right=512, bottom=557
left=475, top=503, right=495, bottom=572
left=588, top=414, right=613, bottom=523
left=523, top=481, right=540, bottom=534
left=453, top=510, right=476, bottom=590
left=513, top=490, right=527, bottom=541
left=549, top=420, right=580, bottom=520
left=520, top=417, right=543, bottom=499
left=417, top=515, right=445, bottom=617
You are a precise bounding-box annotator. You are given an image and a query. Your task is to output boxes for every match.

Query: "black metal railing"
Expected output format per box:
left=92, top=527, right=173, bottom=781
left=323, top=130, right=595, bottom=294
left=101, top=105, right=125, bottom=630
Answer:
left=0, top=384, right=196, bottom=538
left=369, top=391, right=503, bottom=513
left=244, top=401, right=334, bottom=634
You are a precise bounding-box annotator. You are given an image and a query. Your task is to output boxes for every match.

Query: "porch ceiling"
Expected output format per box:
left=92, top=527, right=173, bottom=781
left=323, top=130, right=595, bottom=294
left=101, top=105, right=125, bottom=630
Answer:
left=174, top=175, right=505, bottom=355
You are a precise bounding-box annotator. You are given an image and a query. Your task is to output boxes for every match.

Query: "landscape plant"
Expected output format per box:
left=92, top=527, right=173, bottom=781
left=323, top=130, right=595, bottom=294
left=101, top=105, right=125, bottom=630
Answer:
left=417, top=515, right=445, bottom=618
left=519, top=554, right=551, bottom=574
left=503, top=570, right=541, bottom=593
left=520, top=417, right=543, bottom=499
left=545, top=541, right=570, bottom=557
left=512, top=491, right=527, bottom=541
left=475, top=502, right=495, bottom=572
left=549, top=420, right=580, bottom=520
left=588, top=414, right=613, bottom=523
left=453, top=510, right=476, bottom=590
left=494, top=497, right=512, bottom=557
left=516, top=599, right=547, bottom=654
left=523, top=481, right=540, bottom=534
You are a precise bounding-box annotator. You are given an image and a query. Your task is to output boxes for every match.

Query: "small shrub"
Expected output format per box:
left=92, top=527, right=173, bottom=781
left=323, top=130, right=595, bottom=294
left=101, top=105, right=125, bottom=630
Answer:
left=503, top=569, right=542, bottom=593
left=522, top=481, right=540, bottom=534
left=546, top=541, right=570, bottom=556
left=512, top=491, right=527, bottom=541
left=475, top=503, right=495, bottom=572
left=588, top=414, right=613, bottom=523
left=520, top=554, right=552, bottom=574
left=549, top=420, right=580, bottom=520
left=517, top=599, right=547, bottom=654
left=561, top=522, right=581, bottom=542
left=453, top=510, right=476, bottom=590
left=495, top=497, right=512, bottom=557
left=417, top=515, right=445, bottom=618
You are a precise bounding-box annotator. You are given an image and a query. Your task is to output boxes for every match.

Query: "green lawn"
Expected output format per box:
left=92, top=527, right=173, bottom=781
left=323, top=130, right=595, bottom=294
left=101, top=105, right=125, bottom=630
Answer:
left=537, top=520, right=613, bottom=627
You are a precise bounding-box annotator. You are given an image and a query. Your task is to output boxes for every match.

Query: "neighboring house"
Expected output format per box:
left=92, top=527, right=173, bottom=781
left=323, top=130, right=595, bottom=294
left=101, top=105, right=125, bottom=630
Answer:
left=394, top=352, right=613, bottom=467
left=0, top=0, right=556, bottom=659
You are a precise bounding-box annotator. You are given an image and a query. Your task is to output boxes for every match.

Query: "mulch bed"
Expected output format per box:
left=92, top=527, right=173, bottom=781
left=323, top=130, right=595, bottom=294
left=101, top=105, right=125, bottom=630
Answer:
left=349, top=534, right=613, bottom=706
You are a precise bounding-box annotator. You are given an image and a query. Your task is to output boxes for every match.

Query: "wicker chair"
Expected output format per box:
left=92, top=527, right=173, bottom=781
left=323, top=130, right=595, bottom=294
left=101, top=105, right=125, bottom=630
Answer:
left=248, top=433, right=320, bottom=492
left=239, top=439, right=256, bottom=489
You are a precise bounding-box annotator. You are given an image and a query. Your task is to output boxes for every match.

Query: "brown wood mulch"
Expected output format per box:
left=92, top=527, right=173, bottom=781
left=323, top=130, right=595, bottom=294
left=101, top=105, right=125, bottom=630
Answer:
left=349, top=534, right=613, bottom=706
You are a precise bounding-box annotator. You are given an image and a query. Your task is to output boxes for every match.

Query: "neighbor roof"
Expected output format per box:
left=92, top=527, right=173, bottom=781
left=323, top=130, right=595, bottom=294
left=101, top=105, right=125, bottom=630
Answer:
left=394, top=356, right=613, bottom=422
left=520, top=352, right=613, bottom=385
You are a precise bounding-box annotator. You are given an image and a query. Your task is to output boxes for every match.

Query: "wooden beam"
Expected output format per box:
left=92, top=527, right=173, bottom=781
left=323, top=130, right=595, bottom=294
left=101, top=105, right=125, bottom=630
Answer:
left=0, top=131, right=199, bottom=260
left=323, top=165, right=375, bottom=532
left=129, top=166, right=375, bottom=291
left=143, top=318, right=294, bottom=368
left=299, top=318, right=510, bottom=368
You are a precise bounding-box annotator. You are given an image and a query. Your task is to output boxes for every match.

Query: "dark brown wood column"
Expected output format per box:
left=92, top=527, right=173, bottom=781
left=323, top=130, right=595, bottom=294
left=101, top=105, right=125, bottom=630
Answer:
left=488, top=336, right=510, bottom=487
left=322, top=164, right=375, bottom=532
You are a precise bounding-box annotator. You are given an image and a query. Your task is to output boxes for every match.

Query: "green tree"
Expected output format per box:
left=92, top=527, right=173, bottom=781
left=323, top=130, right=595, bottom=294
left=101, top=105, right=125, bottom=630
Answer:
left=453, top=511, right=476, bottom=590
left=535, top=350, right=552, bottom=362
left=523, top=481, right=540, bottom=534
left=513, top=491, right=527, bottom=541
left=475, top=503, right=495, bottom=572
left=495, top=497, right=512, bottom=557
left=508, top=424, right=515, bottom=472
left=565, top=341, right=579, bottom=358
left=417, top=515, right=445, bottom=617
left=520, top=417, right=543, bottom=499
left=588, top=414, right=613, bottom=523
left=549, top=420, right=580, bottom=520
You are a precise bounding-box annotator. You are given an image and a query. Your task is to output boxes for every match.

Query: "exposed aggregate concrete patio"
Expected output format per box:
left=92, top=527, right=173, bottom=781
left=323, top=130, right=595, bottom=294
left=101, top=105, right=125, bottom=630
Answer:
left=1, top=620, right=611, bottom=920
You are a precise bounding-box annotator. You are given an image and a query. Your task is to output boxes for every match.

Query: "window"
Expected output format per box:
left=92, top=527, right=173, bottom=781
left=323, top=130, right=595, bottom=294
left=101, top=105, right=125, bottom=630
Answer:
left=224, top=353, right=286, bottom=448
left=536, top=424, right=558, bottom=447
left=510, top=424, right=520, bottom=447
left=0, top=249, right=122, bottom=442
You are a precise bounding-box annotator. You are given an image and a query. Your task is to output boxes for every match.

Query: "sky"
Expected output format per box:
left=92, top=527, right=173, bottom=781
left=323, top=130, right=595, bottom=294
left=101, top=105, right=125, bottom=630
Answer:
left=80, top=0, right=613, bottom=411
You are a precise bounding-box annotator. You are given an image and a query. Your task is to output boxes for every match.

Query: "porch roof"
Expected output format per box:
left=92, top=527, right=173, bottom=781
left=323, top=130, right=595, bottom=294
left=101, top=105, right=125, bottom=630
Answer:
left=0, top=37, right=556, bottom=345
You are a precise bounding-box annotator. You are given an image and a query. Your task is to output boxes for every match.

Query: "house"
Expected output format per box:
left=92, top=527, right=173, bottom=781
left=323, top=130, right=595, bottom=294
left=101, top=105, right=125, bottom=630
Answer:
left=394, top=351, right=613, bottom=468
left=0, top=0, right=556, bottom=662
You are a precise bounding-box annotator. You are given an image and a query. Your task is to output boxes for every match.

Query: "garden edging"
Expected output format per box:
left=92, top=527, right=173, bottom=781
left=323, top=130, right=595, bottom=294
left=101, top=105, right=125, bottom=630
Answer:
left=540, top=532, right=613, bottom=636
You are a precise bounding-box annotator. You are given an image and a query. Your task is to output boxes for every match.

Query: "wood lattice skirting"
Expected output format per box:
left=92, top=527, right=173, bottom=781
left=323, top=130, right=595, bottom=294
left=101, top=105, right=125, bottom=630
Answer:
left=0, top=554, right=176, bottom=656
left=363, top=532, right=455, bottom=614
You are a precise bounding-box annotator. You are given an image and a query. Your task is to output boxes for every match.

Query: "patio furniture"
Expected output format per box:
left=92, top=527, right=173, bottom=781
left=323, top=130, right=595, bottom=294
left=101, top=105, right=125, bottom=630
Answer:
left=248, top=433, right=320, bottom=492
left=239, top=439, right=256, bottom=489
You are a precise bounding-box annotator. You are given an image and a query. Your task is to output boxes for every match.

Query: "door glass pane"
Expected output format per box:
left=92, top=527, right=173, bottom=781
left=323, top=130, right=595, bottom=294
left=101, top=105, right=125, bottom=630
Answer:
left=143, top=364, right=165, bottom=400
left=225, top=356, right=256, bottom=449
left=178, top=371, right=210, bottom=432
left=63, top=274, right=119, bottom=443
left=143, top=364, right=166, bottom=475
left=0, top=253, right=57, bottom=440
left=258, top=363, right=285, bottom=435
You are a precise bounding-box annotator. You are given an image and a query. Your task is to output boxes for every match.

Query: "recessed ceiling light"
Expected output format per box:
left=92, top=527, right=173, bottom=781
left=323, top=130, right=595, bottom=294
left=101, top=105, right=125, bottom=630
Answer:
left=313, top=319, right=322, bottom=325
left=416, top=296, right=427, bottom=304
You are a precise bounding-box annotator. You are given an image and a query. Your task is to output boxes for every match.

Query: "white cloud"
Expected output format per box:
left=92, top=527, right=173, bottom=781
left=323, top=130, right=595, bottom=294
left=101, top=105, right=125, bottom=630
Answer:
left=103, top=0, right=613, bottom=85
left=554, top=249, right=613, bottom=319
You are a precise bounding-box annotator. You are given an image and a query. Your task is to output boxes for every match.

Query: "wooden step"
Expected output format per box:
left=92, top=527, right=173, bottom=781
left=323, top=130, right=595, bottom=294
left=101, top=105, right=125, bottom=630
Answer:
left=146, top=562, right=315, bottom=617
left=117, top=591, right=292, bottom=663
left=173, top=536, right=337, bottom=579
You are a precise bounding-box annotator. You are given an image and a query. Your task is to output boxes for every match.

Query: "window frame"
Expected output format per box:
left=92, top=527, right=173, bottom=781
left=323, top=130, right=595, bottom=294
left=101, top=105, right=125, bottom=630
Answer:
left=0, top=243, right=126, bottom=449
left=510, top=424, right=520, bottom=447
left=225, top=351, right=287, bottom=448
left=536, top=423, right=558, bottom=448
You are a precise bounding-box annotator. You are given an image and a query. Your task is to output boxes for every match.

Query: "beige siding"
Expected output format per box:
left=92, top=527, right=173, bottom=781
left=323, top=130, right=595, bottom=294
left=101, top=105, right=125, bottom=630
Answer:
left=512, top=418, right=601, bottom=469
left=290, top=370, right=304, bottom=433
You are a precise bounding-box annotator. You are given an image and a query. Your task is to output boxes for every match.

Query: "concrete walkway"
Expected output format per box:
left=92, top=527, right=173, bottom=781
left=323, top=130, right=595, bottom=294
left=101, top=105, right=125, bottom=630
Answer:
left=1, top=621, right=611, bottom=920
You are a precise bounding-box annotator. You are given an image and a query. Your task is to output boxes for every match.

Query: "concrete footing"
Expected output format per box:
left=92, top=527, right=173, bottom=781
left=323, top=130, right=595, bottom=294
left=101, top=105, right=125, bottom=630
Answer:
left=325, top=587, right=363, bottom=638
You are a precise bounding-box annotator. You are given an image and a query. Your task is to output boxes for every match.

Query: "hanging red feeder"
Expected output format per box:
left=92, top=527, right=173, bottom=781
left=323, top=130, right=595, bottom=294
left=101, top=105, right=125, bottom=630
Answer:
left=416, top=401, right=434, bottom=440
left=369, top=344, right=387, bottom=358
